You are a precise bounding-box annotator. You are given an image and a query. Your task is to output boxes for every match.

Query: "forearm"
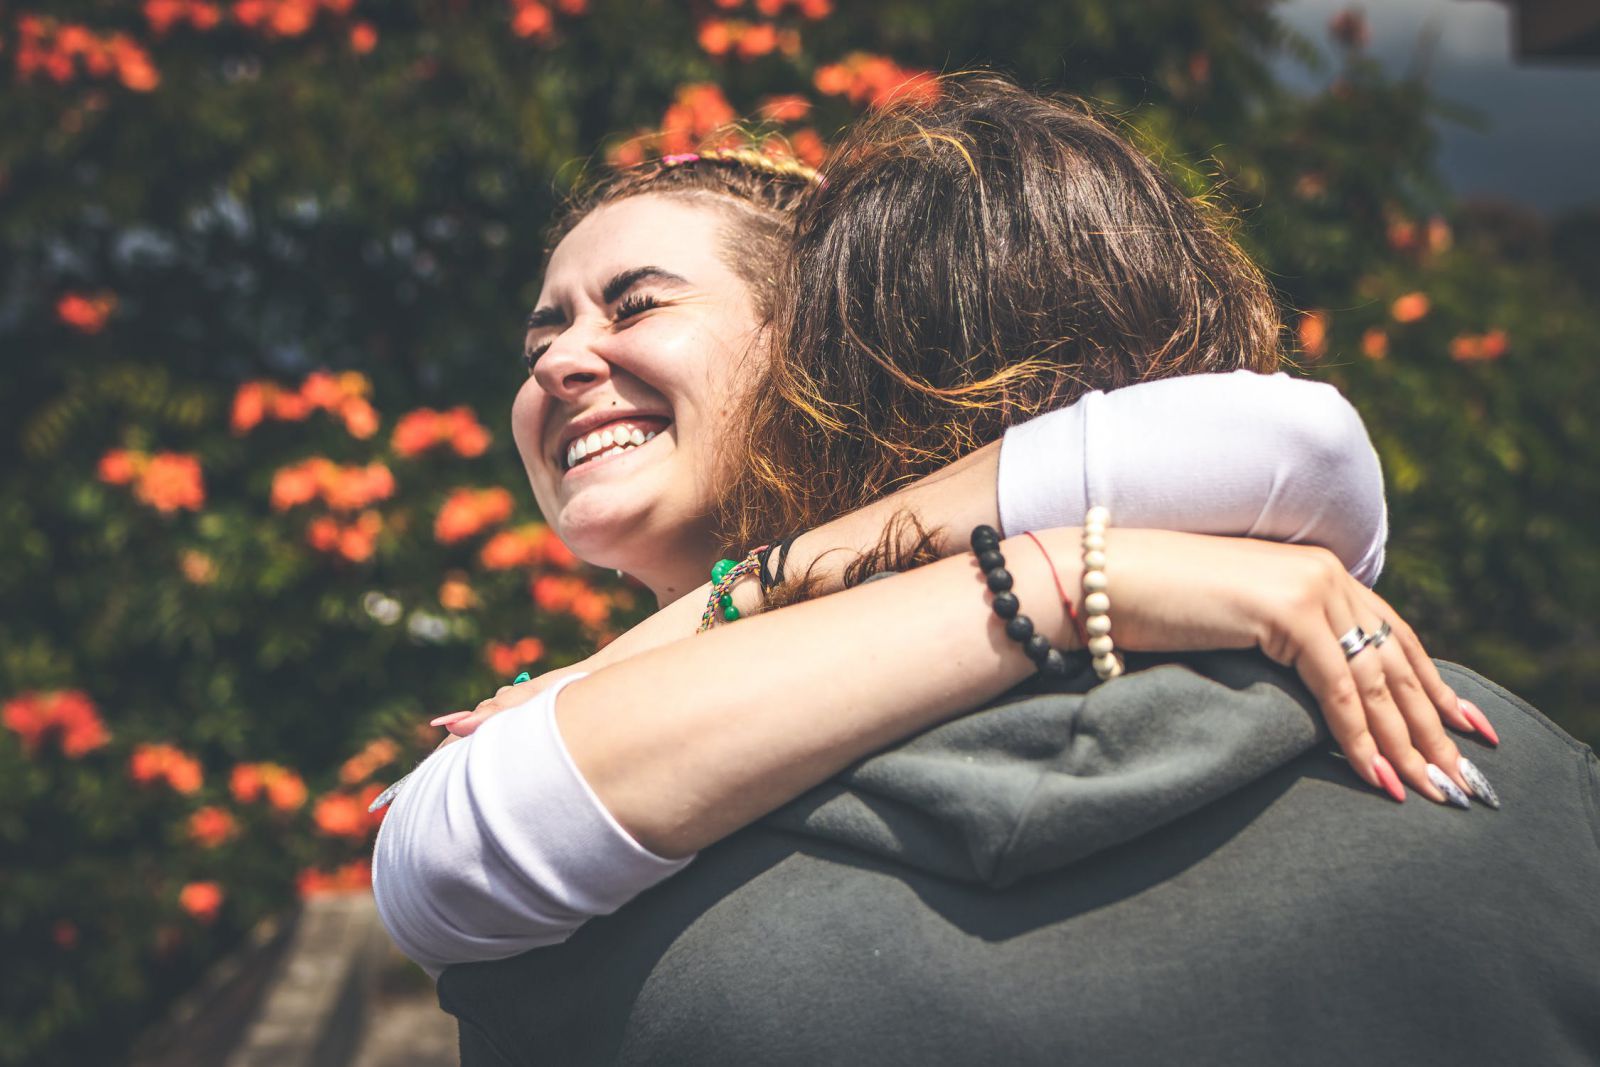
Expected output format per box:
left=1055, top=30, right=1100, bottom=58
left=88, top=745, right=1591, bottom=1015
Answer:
left=560, top=524, right=1072, bottom=857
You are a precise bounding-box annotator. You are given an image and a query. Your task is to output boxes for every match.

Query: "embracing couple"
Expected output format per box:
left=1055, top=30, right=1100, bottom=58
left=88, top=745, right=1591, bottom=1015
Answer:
left=372, top=75, right=1600, bottom=1065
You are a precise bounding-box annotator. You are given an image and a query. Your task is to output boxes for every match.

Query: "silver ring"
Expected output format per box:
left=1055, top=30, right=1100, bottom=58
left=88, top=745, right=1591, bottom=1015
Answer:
left=1366, top=620, right=1392, bottom=650
left=1337, top=625, right=1369, bottom=658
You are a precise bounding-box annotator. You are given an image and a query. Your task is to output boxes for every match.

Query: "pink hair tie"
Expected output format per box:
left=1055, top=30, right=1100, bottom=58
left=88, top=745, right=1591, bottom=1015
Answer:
left=661, top=153, right=700, bottom=166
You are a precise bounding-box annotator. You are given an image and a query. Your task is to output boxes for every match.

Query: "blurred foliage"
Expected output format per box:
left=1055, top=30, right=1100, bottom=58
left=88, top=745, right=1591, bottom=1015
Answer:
left=1, top=1, right=1596, bottom=1063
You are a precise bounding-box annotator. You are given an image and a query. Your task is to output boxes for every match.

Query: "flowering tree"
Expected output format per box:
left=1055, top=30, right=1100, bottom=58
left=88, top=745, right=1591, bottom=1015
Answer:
left=3, top=1, right=1597, bottom=1062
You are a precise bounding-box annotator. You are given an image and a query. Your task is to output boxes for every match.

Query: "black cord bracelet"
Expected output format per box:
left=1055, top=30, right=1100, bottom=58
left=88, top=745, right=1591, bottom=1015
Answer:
left=971, top=525, right=1069, bottom=677
left=756, top=534, right=799, bottom=593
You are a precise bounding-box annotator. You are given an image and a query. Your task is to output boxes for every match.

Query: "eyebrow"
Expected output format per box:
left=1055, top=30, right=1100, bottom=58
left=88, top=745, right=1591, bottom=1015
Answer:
left=525, top=266, right=691, bottom=331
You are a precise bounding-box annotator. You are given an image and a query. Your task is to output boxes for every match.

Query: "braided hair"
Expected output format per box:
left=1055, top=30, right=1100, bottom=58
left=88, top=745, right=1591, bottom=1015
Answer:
left=545, top=144, right=820, bottom=323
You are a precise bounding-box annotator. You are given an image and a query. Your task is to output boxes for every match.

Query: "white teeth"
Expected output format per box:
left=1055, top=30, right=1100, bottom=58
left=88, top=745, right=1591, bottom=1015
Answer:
left=563, top=421, right=666, bottom=472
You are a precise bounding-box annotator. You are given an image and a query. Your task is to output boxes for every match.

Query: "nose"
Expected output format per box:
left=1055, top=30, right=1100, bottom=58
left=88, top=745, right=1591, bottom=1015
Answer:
left=531, top=324, right=612, bottom=402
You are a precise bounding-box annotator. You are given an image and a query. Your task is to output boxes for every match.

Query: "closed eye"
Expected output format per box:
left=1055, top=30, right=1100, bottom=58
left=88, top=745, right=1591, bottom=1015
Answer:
left=615, top=292, right=662, bottom=322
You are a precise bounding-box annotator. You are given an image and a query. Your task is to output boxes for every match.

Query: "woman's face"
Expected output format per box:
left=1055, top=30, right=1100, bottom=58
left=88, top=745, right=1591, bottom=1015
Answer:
left=513, top=194, right=767, bottom=601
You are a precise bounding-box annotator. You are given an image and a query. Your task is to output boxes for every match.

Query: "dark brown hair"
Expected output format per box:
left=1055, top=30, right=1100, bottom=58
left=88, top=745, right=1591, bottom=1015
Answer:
left=719, top=74, right=1283, bottom=552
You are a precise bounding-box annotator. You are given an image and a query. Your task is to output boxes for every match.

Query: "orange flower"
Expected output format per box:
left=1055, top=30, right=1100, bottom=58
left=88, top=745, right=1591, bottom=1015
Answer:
left=98, top=449, right=141, bottom=486
left=187, top=806, right=237, bottom=847
left=1426, top=217, right=1453, bottom=255
left=445, top=407, right=492, bottom=456
left=110, top=36, right=160, bottom=91
left=1390, top=292, right=1431, bottom=324
left=3, top=691, right=109, bottom=758
left=435, top=487, right=515, bottom=544
left=178, top=881, right=224, bottom=923
left=313, top=792, right=371, bottom=838
left=392, top=409, right=439, bottom=457
left=56, top=291, right=117, bottom=333
left=270, top=390, right=313, bottom=421
left=296, top=858, right=371, bottom=898
left=338, top=737, right=400, bottom=785
left=698, top=19, right=733, bottom=56
left=790, top=127, right=826, bottom=167
left=339, top=396, right=379, bottom=439
left=1361, top=328, right=1389, bottom=361
left=1297, top=310, right=1329, bottom=360
left=299, top=370, right=343, bottom=410
left=814, top=53, right=938, bottom=108
left=271, top=461, right=321, bottom=511
left=229, top=763, right=263, bottom=803
left=53, top=920, right=79, bottom=950
left=179, top=549, right=216, bottom=585
left=264, top=766, right=307, bottom=811
left=485, top=637, right=546, bottom=676
left=349, top=21, right=377, bottom=53
left=1450, top=329, right=1509, bottom=363
left=134, top=453, right=205, bottom=512
left=129, top=742, right=204, bottom=794
left=1386, top=218, right=1418, bottom=253
left=145, top=0, right=189, bottom=34
left=758, top=94, right=812, bottom=123
left=323, top=464, right=394, bottom=512
left=439, top=575, right=477, bottom=611
left=231, top=382, right=269, bottom=434
left=306, top=515, right=341, bottom=552
left=230, top=761, right=305, bottom=810
left=510, top=0, right=553, bottom=38
left=737, top=22, right=779, bottom=57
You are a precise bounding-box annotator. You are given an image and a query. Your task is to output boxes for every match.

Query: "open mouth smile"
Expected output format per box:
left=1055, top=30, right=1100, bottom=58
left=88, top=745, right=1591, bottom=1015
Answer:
left=560, top=416, right=671, bottom=473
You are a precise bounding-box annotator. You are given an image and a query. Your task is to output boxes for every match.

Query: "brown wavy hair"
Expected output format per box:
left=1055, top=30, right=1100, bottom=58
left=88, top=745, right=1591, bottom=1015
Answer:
left=717, top=74, right=1282, bottom=553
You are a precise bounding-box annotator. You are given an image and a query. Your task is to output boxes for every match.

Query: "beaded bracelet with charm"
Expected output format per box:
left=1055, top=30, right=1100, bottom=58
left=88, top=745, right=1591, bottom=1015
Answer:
left=698, top=548, right=767, bottom=632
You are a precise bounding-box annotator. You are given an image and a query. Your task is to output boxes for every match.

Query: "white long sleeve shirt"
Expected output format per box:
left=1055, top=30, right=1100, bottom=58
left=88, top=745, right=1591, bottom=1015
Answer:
left=373, top=370, right=1389, bottom=975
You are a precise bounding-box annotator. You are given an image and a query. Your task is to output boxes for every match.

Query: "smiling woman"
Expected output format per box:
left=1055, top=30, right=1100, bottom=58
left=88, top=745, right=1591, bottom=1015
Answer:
left=515, top=183, right=796, bottom=600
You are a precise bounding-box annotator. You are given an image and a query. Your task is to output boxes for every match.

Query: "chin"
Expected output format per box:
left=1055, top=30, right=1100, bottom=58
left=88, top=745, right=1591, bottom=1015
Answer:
left=551, top=494, right=662, bottom=572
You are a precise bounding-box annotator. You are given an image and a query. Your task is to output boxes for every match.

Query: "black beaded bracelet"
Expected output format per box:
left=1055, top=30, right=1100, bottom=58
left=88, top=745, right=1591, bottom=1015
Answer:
left=971, top=525, right=1068, bottom=677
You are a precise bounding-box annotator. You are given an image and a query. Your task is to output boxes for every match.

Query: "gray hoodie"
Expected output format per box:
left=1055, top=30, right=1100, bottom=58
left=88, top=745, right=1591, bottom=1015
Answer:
left=440, top=654, right=1600, bottom=1066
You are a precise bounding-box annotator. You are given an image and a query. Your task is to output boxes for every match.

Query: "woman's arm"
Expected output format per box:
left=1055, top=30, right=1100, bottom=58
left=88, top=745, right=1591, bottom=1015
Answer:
left=505, top=371, right=1391, bottom=678
left=995, top=369, right=1388, bottom=584
left=376, top=528, right=1477, bottom=970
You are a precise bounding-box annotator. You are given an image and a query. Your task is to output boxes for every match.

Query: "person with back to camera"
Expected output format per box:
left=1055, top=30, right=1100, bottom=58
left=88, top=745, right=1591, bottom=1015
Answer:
left=373, top=76, right=1600, bottom=1065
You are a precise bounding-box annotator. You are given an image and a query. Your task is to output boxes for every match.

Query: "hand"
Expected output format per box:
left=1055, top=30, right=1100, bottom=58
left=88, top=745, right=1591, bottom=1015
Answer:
left=1103, top=530, right=1495, bottom=807
left=431, top=664, right=591, bottom=749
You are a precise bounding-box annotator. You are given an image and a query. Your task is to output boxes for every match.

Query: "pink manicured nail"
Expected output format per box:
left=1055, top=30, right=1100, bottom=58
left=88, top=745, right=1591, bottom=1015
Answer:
left=1371, top=754, right=1406, bottom=803
left=1459, top=699, right=1499, bottom=746
left=429, top=711, right=473, bottom=727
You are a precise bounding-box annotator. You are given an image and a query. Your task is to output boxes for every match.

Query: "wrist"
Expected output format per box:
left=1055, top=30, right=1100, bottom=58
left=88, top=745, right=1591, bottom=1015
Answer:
left=998, top=530, right=1085, bottom=653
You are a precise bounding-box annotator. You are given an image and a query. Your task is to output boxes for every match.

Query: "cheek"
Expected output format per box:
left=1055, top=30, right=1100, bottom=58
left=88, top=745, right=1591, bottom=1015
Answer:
left=509, top=379, right=548, bottom=471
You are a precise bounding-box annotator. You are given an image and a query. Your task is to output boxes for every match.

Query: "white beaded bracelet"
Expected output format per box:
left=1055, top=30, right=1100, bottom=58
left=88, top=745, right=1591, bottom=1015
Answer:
left=1082, top=505, right=1123, bottom=681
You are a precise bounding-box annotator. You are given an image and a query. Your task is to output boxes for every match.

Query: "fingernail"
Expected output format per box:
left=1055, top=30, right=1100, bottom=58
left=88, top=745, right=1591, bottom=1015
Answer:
left=1371, top=754, right=1406, bottom=803
left=1458, top=757, right=1501, bottom=809
left=429, top=711, right=473, bottom=727
left=1427, top=764, right=1471, bottom=809
left=1459, top=699, right=1500, bottom=746
left=512, top=671, right=531, bottom=684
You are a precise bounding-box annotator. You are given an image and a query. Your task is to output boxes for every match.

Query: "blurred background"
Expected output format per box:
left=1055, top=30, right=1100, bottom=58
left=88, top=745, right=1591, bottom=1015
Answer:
left=3, top=1, right=1597, bottom=1062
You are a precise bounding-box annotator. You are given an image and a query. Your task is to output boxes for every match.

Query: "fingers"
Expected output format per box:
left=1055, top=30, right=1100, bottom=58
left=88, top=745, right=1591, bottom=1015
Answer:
left=1285, top=622, right=1394, bottom=799
left=1370, top=636, right=1469, bottom=798
left=1358, top=589, right=1476, bottom=737
left=1340, top=635, right=1448, bottom=804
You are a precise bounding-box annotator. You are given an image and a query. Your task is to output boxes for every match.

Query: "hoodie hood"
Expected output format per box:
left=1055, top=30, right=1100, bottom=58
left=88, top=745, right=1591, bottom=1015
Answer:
left=764, top=652, right=1327, bottom=888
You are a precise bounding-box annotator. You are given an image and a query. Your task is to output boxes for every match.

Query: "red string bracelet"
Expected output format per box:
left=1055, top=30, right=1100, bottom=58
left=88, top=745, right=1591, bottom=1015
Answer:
left=1021, top=530, right=1087, bottom=647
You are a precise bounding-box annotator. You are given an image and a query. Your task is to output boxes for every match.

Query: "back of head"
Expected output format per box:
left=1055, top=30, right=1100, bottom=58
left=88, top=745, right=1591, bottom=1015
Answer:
left=720, top=74, right=1281, bottom=548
